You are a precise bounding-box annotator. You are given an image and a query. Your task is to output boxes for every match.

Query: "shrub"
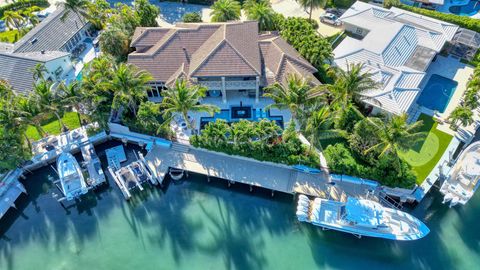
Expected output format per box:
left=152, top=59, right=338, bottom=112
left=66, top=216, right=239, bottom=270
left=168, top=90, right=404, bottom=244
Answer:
left=182, top=12, right=202, bottom=23
left=396, top=4, right=480, bottom=33
left=0, top=0, right=49, bottom=17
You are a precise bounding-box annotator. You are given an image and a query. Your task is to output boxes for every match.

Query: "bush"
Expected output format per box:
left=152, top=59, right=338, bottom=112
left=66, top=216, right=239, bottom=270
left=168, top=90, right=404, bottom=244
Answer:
left=396, top=4, right=480, bottom=33
left=0, top=0, right=49, bottom=17
left=182, top=12, right=202, bottom=23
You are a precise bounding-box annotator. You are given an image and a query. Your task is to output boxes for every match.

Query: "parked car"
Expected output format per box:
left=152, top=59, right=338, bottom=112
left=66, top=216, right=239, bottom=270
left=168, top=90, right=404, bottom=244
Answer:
left=0, top=20, right=6, bottom=33
left=320, top=13, right=341, bottom=26
left=325, top=8, right=342, bottom=17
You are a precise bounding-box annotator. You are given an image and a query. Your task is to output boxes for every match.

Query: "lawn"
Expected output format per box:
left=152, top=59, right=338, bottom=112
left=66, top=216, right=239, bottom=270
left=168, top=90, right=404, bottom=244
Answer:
left=25, top=112, right=82, bottom=141
left=399, top=114, right=453, bottom=184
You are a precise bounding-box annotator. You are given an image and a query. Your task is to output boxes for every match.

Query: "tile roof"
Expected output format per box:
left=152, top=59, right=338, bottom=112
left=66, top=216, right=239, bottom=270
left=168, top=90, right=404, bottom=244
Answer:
left=333, top=1, right=459, bottom=115
left=128, top=21, right=318, bottom=87
left=13, top=7, right=88, bottom=53
left=0, top=51, right=68, bottom=95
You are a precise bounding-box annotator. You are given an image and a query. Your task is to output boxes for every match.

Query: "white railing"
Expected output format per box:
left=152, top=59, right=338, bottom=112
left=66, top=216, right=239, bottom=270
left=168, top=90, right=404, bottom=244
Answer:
left=198, top=80, right=256, bottom=90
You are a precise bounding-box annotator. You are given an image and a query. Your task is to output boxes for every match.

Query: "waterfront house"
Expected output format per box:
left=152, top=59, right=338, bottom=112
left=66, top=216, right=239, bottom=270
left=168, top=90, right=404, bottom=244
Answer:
left=128, top=21, right=319, bottom=104
left=333, top=1, right=458, bottom=115
left=0, top=7, right=92, bottom=95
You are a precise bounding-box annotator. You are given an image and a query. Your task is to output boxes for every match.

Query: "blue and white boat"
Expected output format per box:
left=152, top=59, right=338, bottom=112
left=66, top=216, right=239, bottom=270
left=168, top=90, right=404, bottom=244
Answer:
left=56, top=152, right=88, bottom=201
left=296, top=195, right=430, bottom=241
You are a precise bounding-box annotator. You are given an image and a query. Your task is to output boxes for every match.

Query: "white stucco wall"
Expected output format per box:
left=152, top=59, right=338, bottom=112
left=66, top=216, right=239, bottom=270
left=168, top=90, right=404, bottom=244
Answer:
left=43, top=55, right=73, bottom=82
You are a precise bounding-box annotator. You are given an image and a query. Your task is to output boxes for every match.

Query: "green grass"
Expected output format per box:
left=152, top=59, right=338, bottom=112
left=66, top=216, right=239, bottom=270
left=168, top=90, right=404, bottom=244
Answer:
left=0, top=29, right=21, bottom=43
left=398, top=114, right=453, bottom=184
left=25, top=112, right=82, bottom=141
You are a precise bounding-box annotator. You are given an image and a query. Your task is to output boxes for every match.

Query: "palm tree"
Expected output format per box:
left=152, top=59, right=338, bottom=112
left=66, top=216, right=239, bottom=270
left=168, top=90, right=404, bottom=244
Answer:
left=210, top=0, right=241, bottom=22
left=297, top=0, right=326, bottom=20
left=30, top=63, right=48, bottom=81
left=106, top=63, right=152, bottom=117
left=263, top=74, right=324, bottom=123
left=199, top=120, right=230, bottom=148
left=30, top=80, right=67, bottom=132
left=58, top=81, right=84, bottom=125
left=365, top=114, right=425, bottom=170
left=137, top=101, right=163, bottom=135
left=244, top=0, right=275, bottom=31
left=304, top=106, right=346, bottom=151
left=2, top=11, right=24, bottom=30
left=255, top=119, right=281, bottom=145
left=449, top=105, right=474, bottom=129
left=21, top=6, right=42, bottom=26
left=56, top=0, right=91, bottom=22
left=160, top=79, right=219, bottom=130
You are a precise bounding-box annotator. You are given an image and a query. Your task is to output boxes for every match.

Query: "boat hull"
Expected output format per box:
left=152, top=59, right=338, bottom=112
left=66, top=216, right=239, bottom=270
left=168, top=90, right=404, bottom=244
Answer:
left=56, top=152, right=88, bottom=201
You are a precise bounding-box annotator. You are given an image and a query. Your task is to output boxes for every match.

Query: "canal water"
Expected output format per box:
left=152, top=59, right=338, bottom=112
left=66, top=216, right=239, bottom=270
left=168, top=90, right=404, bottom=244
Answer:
left=1, top=142, right=479, bottom=270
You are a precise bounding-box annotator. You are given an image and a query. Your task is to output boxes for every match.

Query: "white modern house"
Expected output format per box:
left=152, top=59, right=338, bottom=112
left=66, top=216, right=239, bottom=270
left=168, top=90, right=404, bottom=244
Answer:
left=333, top=1, right=458, bottom=115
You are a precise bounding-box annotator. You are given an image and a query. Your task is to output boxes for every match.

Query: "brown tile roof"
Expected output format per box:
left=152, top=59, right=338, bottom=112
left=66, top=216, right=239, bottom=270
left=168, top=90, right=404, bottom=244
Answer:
left=128, top=22, right=318, bottom=86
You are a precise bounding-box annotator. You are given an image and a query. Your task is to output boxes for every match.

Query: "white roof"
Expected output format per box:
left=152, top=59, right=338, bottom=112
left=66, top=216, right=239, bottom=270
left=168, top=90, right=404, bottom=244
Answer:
left=333, top=1, right=459, bottom=115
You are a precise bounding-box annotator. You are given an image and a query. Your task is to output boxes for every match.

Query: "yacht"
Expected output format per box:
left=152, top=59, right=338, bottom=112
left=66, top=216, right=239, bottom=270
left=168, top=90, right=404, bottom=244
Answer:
left=440, top=142, right=480, bottom=207
left=56, top=152, right=88, bottom=200
left=296, top=195, right=429, bottom=241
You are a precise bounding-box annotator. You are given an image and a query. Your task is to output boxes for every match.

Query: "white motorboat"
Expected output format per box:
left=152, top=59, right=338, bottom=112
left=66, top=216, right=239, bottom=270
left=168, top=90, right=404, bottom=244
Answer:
left=56, top=152, right=88, bottom=201
left=440, top=142, right=480, bottom=207
left=296, top=195, right=430, bottom=241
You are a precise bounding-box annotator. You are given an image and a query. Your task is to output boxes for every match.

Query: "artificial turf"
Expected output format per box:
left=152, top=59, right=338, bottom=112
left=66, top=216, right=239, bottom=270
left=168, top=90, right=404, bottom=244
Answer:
left=399, top=114, right=453, bottom=184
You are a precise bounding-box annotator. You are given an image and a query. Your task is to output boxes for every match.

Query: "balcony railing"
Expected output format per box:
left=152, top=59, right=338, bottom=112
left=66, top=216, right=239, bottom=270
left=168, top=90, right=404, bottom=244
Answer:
left=198, top=80, right=257, bottom=90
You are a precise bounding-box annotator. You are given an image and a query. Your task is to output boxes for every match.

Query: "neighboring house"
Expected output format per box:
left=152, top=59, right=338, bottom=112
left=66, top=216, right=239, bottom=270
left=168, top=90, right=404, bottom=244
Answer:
left=333, top=1, right=458, bottom=115
left=128, top=21, right=319, bottom=103
left=0, top=7, right=91, bottom=95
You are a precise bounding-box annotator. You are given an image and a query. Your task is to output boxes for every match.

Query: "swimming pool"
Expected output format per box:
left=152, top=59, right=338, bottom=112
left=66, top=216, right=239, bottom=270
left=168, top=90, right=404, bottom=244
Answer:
left=416, top=74, right=458, bottom=113
left=449, top=1, right=480, bottom=16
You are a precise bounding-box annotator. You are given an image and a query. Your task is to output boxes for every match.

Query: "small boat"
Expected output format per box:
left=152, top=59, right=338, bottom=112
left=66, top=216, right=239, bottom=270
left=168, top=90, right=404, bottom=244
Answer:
left=296, top=195, right=429, bottom=241
left=440, top=142, right=480, bottom=207
left=56, top=152, right=88, bottom=201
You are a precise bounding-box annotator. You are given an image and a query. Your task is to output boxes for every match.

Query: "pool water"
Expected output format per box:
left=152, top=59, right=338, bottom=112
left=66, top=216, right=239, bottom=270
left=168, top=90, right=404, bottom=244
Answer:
left=449, top=1, right=480, bottom=16
left=416, top=74, right=458, bottom=113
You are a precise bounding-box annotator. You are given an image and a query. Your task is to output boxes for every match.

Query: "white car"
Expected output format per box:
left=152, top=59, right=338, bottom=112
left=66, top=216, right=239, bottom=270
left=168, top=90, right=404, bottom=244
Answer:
left=320, top=13, right=341, bottom=26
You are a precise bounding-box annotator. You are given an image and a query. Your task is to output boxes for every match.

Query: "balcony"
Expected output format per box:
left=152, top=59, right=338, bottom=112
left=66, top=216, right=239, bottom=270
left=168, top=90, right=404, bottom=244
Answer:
left=198, top=80, right=257, bottom=90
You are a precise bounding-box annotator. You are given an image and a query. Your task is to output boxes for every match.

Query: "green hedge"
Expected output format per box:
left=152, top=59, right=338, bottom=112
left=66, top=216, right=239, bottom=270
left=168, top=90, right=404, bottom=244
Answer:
left=159, top=0, right=213, bottom=6
left=0, top=0, right=50, bottom=17
left=396, top=4, right=480, bottom=33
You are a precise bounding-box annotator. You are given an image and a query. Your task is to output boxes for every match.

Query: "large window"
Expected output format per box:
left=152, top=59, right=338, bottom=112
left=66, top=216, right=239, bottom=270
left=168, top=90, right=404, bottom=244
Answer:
left=146, top=82, right=165, bottom=100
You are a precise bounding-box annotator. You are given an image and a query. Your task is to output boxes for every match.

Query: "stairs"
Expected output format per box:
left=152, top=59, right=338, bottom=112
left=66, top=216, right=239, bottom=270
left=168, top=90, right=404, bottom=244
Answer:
left=171, top=142, right=190, bottom=153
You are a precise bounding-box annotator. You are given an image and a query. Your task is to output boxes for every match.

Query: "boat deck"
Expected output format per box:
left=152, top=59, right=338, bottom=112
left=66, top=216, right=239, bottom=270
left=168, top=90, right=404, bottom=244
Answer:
left=80, top=143, right=106, bottom=187
left=105, top=145, right=127, bottom=169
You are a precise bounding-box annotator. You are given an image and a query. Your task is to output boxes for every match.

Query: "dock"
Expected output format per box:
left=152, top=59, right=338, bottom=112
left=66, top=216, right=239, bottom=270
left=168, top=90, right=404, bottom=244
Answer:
left=0, top=169, right=27, bottom=219
left=144, top=143, right=377, bottom=199
left=80, top=142, right=106, bottom=187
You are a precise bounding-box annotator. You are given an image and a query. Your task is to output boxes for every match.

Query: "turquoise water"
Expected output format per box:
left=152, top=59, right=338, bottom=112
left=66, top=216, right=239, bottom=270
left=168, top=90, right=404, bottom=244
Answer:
left=1, top=142, right=480, bottom=269
left=449, top=1, right=480, bottom=16
left=417, top=74, right=458, bottom=113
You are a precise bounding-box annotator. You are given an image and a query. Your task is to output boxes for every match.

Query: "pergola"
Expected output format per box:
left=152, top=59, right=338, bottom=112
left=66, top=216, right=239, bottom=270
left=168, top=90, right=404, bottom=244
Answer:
left=450, top=28, right=480, bottom=61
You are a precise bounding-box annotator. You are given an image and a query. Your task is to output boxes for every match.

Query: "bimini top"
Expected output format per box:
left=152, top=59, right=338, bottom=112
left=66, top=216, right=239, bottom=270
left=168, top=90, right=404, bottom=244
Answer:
left=345, top=197, right=384, bottom=228
left=333, top=1, right=458, bottom=115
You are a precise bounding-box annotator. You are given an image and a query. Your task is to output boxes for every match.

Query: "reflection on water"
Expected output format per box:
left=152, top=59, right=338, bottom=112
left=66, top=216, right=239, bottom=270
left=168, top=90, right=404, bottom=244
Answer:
left=1, top=142, right=480, bottom=269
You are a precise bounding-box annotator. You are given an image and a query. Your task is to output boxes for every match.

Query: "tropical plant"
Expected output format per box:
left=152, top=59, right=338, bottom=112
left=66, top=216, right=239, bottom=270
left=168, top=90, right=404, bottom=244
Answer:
left=365, top=114, right=425, bottom=170
left=99, top=26, right=131, bottom=61
left=196, top=119, right=230, bottom=148
left=2, top=10, right=24, bottom=30
left=160, top=79, right=219, bottom=130
left=210, top=0, right=241, bottom=22
left=304, top=106, right=346, bottom=151
left=21, top=6, right=41, bottom=26
left=0, top=127, right=31, bottom=173
left=182, top=12, right=202, bottom=23
left=56, top=0, right=91, bottom=22
left=264, top=74, right=323, bottom=123
left=58, top=81, right=84, bottom=125
left=383, top=0, right=400, bottom=8
left=105, top=63, right=152, bottom=116
left=30, top=80, right=68, bottom=131
left=297, top=0, right=326, bottom=20
left=134, top=0, right=160, bottom=27
left=30, top=63, right=47, bottom=81
left=449, top=105, right=474, bottom=129
left=86, top=0, right=111, bottom=29
left=244, top=0, right=276, bottom=31
left=463, top=88, right=479, bottom=109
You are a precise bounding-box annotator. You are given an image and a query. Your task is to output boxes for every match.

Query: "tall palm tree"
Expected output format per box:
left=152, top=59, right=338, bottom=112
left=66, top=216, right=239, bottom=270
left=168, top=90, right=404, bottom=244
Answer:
left=449, top=105, right=474, bottom=129
left=160, top=79, right=219, bottom=129
left=264, top=74, right=324, bottom=123
left=56, top=0, right=91, bottom=22
left=58, top=81, right=84, bottom=125
left=21, top=6, right=42, bottom=26
left=199, top=119, right=230, bottom=148
left=30, top=63, right=48, bottom=81
left=2, top=11, right=24, bottom=30
left=30, top=80, right=67, bottom=132
left=365, top=114, right=425, bottom=170
left=106, top=63, right=152, bottom=116
left=244, top=0, right=275, bottom=31
left=304, top=106, right=346, bottom=151
left=297, top=0, right=326, bottom=20
left=210, top=0, right=241, bottom=22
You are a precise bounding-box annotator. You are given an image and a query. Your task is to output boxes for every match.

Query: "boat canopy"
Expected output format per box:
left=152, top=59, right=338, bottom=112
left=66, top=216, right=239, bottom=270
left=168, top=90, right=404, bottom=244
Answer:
left=345, top=198, right=384, bottom=228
